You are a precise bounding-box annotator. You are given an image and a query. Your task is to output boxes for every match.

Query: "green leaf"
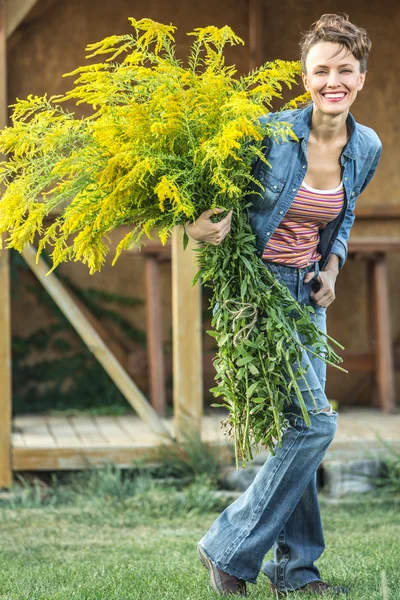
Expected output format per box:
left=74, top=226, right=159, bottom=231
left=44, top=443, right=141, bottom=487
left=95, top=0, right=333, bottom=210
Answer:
left=209, top=386, right=226, bottom=395
left=246, top=381, right=259, bottom=398
left=206, top=330, right=219, bottom=338
left=248, top=362, right=259, bottom=375
left=240, top=278, right=247, bottom=297
left=237, top=356, right=253, bottom=366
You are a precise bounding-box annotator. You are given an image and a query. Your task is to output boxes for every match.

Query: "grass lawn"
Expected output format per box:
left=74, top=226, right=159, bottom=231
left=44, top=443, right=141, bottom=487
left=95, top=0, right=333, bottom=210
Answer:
left=0, top=482, right=398, bottom=600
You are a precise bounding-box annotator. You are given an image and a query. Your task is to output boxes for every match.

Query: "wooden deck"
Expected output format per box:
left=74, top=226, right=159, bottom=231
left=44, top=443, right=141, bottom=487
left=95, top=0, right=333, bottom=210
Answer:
left=12, top=408, right=400, bottom=470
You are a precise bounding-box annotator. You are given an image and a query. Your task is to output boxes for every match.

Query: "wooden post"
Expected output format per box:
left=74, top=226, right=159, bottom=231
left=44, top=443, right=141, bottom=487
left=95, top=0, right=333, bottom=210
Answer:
left=145, top=256, right=166, bottom=415
left=171, top=228, right=203, bottom=439
left=370, top=255, right=396, bottom=413
left=367, top=259, right=378, bottom=406
left=0, top=0, right=12, bottom=488
left=249, top=0, right=264, bottom=71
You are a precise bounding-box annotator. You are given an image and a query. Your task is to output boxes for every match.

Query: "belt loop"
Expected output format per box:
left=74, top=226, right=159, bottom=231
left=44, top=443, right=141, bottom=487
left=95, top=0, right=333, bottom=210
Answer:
left=312, top=261, right=320, bottom=282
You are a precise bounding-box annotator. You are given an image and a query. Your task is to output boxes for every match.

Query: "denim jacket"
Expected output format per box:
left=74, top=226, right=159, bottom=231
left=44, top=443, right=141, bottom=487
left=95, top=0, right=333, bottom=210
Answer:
left=247, top=102, right=382, bottom=270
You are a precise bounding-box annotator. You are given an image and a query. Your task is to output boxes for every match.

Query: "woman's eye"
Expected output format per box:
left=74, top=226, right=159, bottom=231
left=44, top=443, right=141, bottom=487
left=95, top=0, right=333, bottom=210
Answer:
left=315, top=69, right=352, bottom=74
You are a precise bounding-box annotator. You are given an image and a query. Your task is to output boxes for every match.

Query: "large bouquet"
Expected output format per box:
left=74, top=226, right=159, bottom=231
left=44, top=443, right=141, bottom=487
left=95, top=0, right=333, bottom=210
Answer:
left=0, top=19, right=345, bottom=467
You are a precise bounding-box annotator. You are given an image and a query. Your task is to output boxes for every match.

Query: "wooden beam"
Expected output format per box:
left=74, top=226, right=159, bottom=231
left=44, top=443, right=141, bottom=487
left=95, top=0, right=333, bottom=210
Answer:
left=145, top=256, right=166, bottom=416
left=348, top=238, right=400, bottom=253
left=65, top=284, right=131, bottom=373
left=0, top=0, right=12, bottom=489
left=6, top=0, right=38, bottom=37
left=370, top=256, right=396, bottom=413
left=171, top=228, right=203, bottom=439
left=249, top=0, right=264, bottom=71
left=21, top=244, right=172, bottom=440
left=334, top=351, right=375, bottom=373
left=354, top=205, right=400, bottom=220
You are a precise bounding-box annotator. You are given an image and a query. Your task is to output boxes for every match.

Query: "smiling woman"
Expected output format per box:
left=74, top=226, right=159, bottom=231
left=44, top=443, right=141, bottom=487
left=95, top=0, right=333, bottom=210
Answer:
left=192, top=13, right=383, bottom=598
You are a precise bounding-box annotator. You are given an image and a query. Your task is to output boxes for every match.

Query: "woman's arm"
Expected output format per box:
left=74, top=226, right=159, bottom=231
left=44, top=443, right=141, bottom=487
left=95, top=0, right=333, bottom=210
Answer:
left=330, top=142, right=383, bottom=270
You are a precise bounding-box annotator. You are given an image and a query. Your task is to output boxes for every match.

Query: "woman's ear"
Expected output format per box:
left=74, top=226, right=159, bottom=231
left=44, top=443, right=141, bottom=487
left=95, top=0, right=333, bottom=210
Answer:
left=358, top=72, right=366, bottom=91
left=302, top=72, right=309, bottom=91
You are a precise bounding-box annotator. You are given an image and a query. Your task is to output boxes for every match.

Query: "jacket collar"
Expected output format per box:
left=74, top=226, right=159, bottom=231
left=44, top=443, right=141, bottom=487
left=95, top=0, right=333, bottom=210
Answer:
left=291, top=101, right=358, bottom=160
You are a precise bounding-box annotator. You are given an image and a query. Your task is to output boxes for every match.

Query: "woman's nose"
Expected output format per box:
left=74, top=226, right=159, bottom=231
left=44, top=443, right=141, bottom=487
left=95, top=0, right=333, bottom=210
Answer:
left=326, top=70, right=342, bottom=86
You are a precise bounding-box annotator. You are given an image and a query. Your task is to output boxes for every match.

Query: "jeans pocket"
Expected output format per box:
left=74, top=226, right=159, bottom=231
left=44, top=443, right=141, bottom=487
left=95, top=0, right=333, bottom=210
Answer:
left=284, top=409, right=307, bottom=432
left=310, top=405, right=338, bottom=417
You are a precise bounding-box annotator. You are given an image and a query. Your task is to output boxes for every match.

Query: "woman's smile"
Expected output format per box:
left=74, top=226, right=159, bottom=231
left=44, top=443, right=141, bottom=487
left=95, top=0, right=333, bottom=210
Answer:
left=321, top=92, right=347, bottom=102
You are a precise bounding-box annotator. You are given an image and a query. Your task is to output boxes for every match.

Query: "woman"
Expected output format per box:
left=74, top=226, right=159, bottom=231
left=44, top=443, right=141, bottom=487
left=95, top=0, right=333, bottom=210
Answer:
left=186, top=13, right=382, bottom=597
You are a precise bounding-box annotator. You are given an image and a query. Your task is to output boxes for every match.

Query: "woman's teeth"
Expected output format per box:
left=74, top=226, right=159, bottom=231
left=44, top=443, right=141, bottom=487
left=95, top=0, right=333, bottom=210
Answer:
left=322, top=93, right=347, bottom=102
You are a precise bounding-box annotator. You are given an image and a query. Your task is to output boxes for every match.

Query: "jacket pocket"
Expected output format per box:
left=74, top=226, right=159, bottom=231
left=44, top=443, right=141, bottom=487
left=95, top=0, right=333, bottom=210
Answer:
left=247, top=162, right=286, bottom=211
left=259, top=168, right=286, bottom=210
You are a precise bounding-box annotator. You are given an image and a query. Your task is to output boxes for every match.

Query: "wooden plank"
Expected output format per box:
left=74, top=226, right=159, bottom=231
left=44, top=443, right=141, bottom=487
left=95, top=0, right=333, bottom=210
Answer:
left=370, top=257, right=396, bottom=413
left=0, top=0, right=12, bottom=489
left=6, top=0, right=38, bottom=37
left=44, top=415, right=82, bottom=447
left=12, top=445, right=172, bottom=470
left=248, top=0, right=264, bottom=71
left=145, top=256, right=166, bottom=415
left=11, top=431, right=25, bottom=448
left=12, top=441, right=232, bottom=470
left=171, top=227, right=203, bottom=439
left=354, top=205, right=400, bottom=220
left=92, top=416, right=136, bottom=446
left=348, top=238, right=400, bottom=253
left=13, top=414, right=57, bottom=448
left=116, top=415, right=173, bottom=445
left=68, top=416, right=107, bottom=446
left=21, top=244, right=172, bottom=440
left=336, top=352, right=375, bottom=373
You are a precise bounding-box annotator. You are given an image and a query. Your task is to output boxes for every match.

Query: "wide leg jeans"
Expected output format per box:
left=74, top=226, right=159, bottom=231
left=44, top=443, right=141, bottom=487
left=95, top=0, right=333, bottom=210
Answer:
left=198, top=260, right=339, bottom=592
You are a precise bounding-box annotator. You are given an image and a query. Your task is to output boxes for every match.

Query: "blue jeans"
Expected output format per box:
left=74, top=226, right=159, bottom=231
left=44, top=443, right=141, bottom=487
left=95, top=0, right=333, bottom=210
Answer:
left=199, top=260, right=339, bottom=591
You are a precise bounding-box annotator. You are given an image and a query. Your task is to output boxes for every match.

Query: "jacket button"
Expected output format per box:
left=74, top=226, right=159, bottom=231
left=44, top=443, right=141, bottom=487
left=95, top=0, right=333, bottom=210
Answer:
left=279, top=210, right=283, bottom=214
left=351, top=192, right=355, bottom=196
left=274, top=185, right=277, bottom=189
left=344, top=177, right=348, bottom=181
left=267, top=232, right=271, bottom=235
left=303, top=165, right=306, bottom=169
left=292, top=188, right=296, bottom=192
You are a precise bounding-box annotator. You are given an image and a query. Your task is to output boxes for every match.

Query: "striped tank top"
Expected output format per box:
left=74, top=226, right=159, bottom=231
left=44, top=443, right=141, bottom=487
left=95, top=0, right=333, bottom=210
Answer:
left=262, top=179, right=345, bottom=268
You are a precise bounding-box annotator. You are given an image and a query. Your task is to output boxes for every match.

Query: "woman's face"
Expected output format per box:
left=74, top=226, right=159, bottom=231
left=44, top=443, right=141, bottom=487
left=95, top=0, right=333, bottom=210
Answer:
left=302, top=41, right=366, bottom=116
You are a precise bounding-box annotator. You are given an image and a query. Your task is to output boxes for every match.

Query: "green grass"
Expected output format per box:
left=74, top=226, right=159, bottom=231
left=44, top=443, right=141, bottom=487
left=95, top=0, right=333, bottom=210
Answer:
left=0, top=476, right=399, bottom=599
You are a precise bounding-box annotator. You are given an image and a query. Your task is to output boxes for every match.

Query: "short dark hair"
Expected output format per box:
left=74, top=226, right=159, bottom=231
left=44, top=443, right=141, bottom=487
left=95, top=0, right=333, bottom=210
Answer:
left=299, top=13, right=372, bottom=74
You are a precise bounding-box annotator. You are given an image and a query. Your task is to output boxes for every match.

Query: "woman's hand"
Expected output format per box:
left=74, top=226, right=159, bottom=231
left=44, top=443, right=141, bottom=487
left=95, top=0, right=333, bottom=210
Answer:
left=185, top=208, right=233, bottom=245
left=304, top=269, right=337, bottom=308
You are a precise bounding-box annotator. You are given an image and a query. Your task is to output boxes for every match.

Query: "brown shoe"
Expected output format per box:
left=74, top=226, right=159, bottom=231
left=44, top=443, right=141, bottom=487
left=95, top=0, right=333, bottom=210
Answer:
left=270, top=580, right=349, bottom=596
left=197, top=545, right=247, bottom=596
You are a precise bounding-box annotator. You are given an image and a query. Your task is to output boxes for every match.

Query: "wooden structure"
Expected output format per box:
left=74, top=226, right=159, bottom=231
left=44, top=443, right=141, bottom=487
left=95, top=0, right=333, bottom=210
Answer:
left=1, top=0, right=399, bottom=484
